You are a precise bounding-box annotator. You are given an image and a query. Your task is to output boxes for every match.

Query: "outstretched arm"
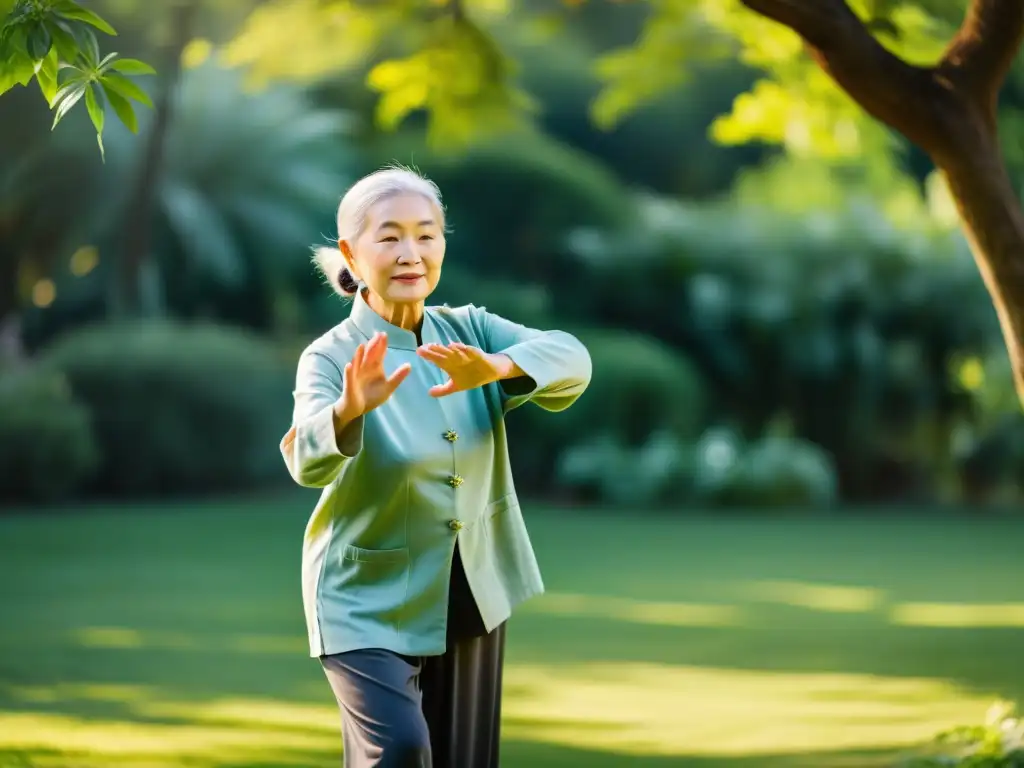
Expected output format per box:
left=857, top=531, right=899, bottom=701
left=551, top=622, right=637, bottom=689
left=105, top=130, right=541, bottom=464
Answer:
left=474, top=306, right=592, bottom=413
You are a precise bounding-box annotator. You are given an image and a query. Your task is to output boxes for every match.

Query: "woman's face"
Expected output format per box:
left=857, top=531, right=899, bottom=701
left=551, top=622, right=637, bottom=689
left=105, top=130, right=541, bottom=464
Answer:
left=341, top=193, right=445, bottom=307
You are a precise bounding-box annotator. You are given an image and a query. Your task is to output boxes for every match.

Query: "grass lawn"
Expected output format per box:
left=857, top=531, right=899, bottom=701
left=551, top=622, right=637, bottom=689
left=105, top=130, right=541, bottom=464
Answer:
left=1, top=496, right=1023, bottom=767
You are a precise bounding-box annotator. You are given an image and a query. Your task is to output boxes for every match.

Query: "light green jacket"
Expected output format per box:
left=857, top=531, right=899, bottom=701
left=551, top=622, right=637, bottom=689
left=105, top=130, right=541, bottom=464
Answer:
left=281, top=290, right=592, bottom=657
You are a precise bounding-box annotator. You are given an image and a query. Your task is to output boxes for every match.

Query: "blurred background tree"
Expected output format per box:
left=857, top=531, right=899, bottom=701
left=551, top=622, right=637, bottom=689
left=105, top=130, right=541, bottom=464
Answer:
left=4, top=6, right=1024, bottom=766
left=1, top=0, right=1022, bottom=511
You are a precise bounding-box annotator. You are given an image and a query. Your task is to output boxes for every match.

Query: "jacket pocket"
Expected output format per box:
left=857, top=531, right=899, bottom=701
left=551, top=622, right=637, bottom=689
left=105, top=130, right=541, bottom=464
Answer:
left=335, top=545, right=411, bottom=626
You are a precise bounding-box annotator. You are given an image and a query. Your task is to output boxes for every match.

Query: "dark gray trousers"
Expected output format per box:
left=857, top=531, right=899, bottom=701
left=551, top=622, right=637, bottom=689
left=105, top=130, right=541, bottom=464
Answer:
left=319, top=544, right=506, bottom=767
left=320, top=622, right=506, bottom=768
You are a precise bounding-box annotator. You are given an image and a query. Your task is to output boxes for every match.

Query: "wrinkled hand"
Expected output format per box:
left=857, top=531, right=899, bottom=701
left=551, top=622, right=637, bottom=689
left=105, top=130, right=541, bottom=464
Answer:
left=416, top=342, right=514, bottom=397
left=337, top=331, right=412, bottom=418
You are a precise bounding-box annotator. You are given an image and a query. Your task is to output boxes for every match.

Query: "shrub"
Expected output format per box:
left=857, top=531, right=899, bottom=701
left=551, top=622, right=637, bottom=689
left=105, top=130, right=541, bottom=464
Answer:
left=691, top=427, right=839, bottom=509
left=561, top=326, right=708, bottom=445
left=507, top=326, right=708, bottom=492
left=905, top=700, right=1024, bottom=767
left=0, top=365, right=100, bottom=505
left=562, top=194, right=1002, bottom=503
left=552, top=423, right=839, bottom=510
left=555, top=431, right=693, bottom=506
left=38, top=320, right=295, bottom=498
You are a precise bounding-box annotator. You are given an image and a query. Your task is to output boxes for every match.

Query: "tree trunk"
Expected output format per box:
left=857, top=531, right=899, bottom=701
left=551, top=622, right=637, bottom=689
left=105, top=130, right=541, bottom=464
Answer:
left=0, top=243, right=22, bottom=365
left=740, top=0, right=1024, bottom=406
left=115, top=1, right=197, bottom=317
left=937, top=123, right=1024, bottom=408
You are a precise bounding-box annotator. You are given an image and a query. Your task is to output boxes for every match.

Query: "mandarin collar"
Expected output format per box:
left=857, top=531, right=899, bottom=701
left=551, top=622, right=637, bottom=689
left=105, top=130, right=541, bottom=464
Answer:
left=349, top=289, right=439, bottom=351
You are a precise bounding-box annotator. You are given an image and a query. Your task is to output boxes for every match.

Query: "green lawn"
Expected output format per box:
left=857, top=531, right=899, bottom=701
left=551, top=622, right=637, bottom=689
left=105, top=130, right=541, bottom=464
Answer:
left=1, top=496, right=1022, bottom=768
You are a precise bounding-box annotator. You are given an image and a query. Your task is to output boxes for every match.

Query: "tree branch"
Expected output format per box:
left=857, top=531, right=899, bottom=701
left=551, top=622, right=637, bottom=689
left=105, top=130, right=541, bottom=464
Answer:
left=938, top=0, right=1024, bottom=122
left=738, top=0, right=950, bottom=155
left=739, top=0, right=1024, bottom=405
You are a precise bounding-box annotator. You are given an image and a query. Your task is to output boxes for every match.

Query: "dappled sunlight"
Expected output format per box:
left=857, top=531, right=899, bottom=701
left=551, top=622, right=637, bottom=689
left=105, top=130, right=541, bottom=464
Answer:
left=521, top=591, right=743, bottom=627
left=0, top=697, right=339, bottom=767
left=502, top=661, right=995, bottom=758
left=74, top=627, right=148, bottom=649
left=1, top=664, right=992, bottom=766
left=71, top=626, right=306, bottom=655
left=891, top=602, right=1024, bottom=628
left=74, top=627, right=196, bottom=651
left=744, top=580, right=884, bottom=614
left=4, top=683, right=156, bottom=706
left=133, top=697, right=338, bottom=732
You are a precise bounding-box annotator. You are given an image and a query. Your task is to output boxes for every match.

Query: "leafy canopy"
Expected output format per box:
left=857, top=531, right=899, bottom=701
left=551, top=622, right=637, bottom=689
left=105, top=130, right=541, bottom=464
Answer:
left=0, top=0, right=990, bottom=167
left=0, top=0, right=155, bottom=160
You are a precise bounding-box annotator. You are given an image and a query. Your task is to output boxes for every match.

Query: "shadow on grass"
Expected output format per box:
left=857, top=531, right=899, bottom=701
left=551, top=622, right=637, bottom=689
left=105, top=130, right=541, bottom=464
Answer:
left=2, top=502, right=1022, bottom=767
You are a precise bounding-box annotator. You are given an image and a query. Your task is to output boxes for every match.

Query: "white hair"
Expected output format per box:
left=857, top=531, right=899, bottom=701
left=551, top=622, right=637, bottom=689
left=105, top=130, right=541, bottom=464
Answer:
left=312, top=165, right=446, bottom=298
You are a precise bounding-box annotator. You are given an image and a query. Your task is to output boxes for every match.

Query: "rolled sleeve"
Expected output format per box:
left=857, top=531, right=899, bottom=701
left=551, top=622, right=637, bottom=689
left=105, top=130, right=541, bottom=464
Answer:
left=474, top=307, right=592, bottom=413
left=281, top=349, right=363, bottom=487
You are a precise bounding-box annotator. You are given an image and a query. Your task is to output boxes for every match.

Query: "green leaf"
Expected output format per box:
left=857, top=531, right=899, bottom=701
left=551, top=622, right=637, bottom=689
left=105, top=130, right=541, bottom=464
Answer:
left=97, top=51, right=118, bottom=71
left=46, top=18, right=80, bottom=63
left=85, top=82, right=104, bottom=135
left=35, top=48, right=59, bottom=105
left=2, top=0, right=30, bottom=24
left=88, top=83, right=107, bottom=162
left=100, top=71, right=152, bottom=107
left=26, top=21, right=52, bottom=60
left=102, top=82, right=137, bottom=132
left=79, top=25, right=100, bottom=66
left=0, top=51, right=35, bottom=97
left=110, top=58, right=156, bottom=76
left=52, top=0, right=118, bottom=36
left=51, top=82, right=86, bottom=128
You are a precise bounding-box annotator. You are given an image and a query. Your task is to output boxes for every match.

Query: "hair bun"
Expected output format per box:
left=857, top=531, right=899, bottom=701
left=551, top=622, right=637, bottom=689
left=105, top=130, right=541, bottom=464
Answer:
left=311, top=245, right=358, bottom=297
left=338, top=268, right=359, bottom=295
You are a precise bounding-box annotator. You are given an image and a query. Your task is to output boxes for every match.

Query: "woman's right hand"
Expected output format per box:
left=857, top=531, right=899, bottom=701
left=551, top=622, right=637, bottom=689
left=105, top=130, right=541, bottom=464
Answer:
left=334, top=331, right=411, bottom=422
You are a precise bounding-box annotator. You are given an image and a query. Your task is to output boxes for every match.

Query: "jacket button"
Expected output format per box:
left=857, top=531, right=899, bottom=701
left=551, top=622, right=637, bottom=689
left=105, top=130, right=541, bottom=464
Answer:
left=444, top=429, right=458, bottom=443
left=448, top=519, right=464, bottom=531
left=447, top=474, right=464, bottom=488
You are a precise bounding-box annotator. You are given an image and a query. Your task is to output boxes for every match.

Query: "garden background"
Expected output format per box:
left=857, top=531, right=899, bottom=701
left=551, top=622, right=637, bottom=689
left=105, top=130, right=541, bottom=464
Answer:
left=2, top=1, right=1023, bottom=766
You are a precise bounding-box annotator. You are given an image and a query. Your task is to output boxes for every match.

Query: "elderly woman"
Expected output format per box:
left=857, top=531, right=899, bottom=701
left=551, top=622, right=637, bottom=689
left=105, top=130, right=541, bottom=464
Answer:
left=280, top=166, right=592, bottom=767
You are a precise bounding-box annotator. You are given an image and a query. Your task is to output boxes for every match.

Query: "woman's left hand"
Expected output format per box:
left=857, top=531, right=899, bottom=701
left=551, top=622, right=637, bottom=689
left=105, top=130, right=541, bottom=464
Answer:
left=417, top=342, right=519, bottom=397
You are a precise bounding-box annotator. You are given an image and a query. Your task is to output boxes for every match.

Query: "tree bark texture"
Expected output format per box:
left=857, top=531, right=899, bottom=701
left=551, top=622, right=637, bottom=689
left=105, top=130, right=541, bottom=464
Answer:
left=739, top=0, right=1024, bottom=406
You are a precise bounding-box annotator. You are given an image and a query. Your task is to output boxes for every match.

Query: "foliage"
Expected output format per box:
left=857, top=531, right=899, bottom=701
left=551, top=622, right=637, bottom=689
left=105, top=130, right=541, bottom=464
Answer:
left=0, top=130, right=101, bottom=323
left=554, top=423, right=838, bottom=508
left=22, top=59, right=357, bottom=334
left=906, top=701, right=1024, bottom=767
left=225, top=0, right=533, bottom=149
left=36, top=320, right=295, bottom=498
left=507, top=324, right=706, bottom=500
left=365, top=12, right=536, bottom=148
left=560, top=191, right=1003, bottom=502
left=0, top=0, right=1013, bottom=183
left=564, top=326, right=708, bottom=446
left=555, top=430, right=693, bottom=506
left=366, top=129, right=635, bottom=291
left=0, top=0, right=155, bottom=159
left=951, top=347, right=1024, bottom=505
left=689, top=425, right=839, bottom=508
left=0, top=364, right=99, bottom=504
left=199, top=0, right=993, bottom=178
